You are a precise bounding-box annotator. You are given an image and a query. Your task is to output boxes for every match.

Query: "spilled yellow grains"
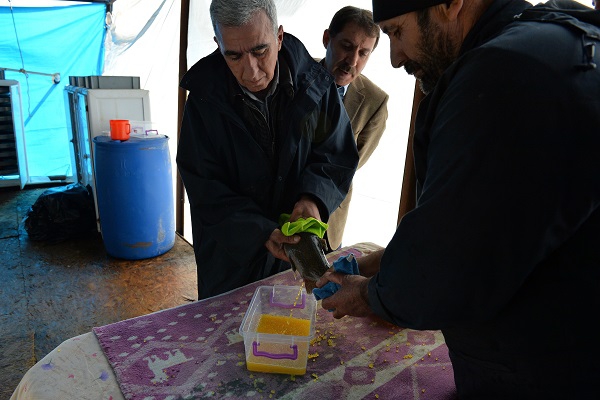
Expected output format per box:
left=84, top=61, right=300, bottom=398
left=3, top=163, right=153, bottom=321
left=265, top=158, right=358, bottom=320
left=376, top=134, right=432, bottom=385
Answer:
left=368, top=363, right=374, bottom=368
left=403, top=354, right=413, bottom=359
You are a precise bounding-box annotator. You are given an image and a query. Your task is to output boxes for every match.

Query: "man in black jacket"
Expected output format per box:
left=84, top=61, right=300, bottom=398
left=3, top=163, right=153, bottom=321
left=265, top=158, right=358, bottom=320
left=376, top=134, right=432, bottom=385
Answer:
left=316, top=0, right=600, bottom=398
left=177, top=0, right=358, bottom=299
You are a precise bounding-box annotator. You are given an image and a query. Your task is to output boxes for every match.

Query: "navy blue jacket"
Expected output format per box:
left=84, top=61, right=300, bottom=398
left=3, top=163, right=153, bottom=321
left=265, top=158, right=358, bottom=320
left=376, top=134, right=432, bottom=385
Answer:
left=369, top=1, right=600, bottom=397
left=178, top=33, right=357, bottom=299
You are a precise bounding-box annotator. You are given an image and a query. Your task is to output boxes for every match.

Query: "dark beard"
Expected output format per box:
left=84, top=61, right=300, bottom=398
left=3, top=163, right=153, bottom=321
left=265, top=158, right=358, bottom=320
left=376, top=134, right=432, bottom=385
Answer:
left=407, top=9, right=460, bottom=95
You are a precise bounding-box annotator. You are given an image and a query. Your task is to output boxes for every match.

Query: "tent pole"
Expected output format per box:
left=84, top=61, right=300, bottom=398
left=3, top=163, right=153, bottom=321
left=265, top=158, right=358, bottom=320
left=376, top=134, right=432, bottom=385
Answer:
left=176, top=0, right=190, bottom=236
left=397, top=80, right=424, bottom=225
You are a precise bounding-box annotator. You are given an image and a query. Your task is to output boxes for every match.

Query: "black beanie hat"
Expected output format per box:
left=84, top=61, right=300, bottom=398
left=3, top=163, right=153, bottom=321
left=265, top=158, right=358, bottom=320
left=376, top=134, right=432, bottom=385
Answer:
left=372, top=0, right=448, bottom=22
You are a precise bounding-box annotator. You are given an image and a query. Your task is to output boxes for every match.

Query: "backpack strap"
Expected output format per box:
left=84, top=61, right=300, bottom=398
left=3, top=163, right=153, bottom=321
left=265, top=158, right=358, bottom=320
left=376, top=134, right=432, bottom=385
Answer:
left=515, top=0, right=599, bottom=70
left=515, top=0, right=600, bottom=36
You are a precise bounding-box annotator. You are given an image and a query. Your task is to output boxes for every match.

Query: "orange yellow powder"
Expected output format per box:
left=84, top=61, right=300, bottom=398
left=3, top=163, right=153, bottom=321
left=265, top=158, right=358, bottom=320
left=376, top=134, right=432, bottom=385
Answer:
left=256, top=314, right=311, bottom=336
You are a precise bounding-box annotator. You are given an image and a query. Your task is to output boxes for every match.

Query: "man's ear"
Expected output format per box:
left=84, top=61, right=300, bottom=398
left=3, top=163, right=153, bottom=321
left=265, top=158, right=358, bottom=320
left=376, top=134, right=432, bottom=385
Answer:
left=214, top=36, right=220, bottom=51
left=442, top=0, right=464, bottom=21
left=277, top=25, right=284, bottom=50
left=323, top=29, right=330, bottom=49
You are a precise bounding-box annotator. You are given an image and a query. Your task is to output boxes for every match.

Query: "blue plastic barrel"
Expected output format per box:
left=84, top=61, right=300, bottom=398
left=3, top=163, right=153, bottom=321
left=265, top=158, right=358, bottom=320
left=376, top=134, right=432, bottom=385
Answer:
left=93, top=135, right=175, bottom=259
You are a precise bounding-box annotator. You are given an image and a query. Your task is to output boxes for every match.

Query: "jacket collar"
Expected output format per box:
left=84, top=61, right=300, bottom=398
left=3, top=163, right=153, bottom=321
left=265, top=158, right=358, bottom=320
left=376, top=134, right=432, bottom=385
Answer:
left=459, top=0, right=532, bottom=56
left=230, top=54, right=295, bottom=104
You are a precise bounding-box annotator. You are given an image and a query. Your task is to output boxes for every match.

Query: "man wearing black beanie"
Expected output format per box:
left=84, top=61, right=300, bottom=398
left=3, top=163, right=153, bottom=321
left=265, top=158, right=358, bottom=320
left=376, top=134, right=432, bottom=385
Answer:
left=316, top=0, right=600, bottom=398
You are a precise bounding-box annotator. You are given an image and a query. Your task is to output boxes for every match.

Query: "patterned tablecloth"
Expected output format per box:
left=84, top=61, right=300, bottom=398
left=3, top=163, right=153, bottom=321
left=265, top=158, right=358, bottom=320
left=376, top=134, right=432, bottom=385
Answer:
left=11, top=243, right=457, bottom=400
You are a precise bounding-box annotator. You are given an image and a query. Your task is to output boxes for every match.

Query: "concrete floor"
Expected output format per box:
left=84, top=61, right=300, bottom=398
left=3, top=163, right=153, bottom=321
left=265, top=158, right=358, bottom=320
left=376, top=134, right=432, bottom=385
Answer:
left=0, top=186, right=198, bottom=398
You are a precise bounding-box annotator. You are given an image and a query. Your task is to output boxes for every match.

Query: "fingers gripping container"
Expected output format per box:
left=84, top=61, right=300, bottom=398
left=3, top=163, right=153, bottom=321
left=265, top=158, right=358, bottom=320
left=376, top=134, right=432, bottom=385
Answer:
left=240, top=285, right=316, bottom=375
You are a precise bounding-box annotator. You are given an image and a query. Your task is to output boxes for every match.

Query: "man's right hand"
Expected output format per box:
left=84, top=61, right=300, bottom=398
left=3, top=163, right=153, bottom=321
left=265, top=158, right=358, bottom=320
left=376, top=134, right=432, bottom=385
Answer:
left=316, top=271, right=374, bottom=319
left=357, top=248, right=385, bottom=277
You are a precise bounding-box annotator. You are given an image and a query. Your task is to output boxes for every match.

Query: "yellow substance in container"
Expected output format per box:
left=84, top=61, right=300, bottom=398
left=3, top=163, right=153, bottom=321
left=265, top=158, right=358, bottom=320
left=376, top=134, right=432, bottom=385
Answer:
left=246, top=314, right=311, bottom=375
left=246, top=355, right=308, bottom=375
left=256, top=314, right=311, bottom=336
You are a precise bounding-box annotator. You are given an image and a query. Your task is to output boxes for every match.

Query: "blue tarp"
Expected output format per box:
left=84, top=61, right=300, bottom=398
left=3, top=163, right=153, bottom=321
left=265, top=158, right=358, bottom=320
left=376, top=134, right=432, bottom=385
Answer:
left=0, top=3, right=106, bottom=179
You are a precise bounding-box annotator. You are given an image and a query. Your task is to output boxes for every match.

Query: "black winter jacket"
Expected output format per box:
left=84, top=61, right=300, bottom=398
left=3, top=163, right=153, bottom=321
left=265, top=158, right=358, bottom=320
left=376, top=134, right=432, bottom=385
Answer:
left=177, top=33, right=358, bottom=299
left=369, top=1, right=600, bottom=398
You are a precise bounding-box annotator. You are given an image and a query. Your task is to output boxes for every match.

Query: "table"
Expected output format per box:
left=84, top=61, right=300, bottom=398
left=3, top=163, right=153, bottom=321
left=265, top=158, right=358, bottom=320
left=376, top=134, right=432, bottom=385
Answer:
left=11, top=243, right=457, bottom=400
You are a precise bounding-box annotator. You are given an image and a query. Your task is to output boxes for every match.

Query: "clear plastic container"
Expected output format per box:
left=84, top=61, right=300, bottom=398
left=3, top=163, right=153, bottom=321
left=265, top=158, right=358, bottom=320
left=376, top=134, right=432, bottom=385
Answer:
left=239, top=285, right=316, bottom=375
left=129, top=120, right=160, bottom=138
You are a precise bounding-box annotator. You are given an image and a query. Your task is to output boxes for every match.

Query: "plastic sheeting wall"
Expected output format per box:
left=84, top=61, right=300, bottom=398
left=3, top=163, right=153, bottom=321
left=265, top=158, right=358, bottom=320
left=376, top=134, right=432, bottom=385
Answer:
left=101, top=0, right=181, bottom=240
left=184, top=0, right=596, bottom=247
left=187, top=0, right=415, bottom=247
left=0, top=3, right=106, bottom=181
left=93, top=0, right=411, bottom=247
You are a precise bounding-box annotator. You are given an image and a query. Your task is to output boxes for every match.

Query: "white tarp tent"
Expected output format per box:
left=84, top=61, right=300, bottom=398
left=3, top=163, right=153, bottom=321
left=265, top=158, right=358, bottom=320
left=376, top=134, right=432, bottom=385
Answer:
left=101, top=0, right=416, bottom=248
left=5, top=0, right=591, bottom=248
left=185, top=0, right=415, bottom=247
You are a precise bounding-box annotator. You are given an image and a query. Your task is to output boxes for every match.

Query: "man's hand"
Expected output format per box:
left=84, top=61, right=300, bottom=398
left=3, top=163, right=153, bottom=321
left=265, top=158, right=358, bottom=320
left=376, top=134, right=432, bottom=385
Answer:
left=266, top=195, right=321, bottom=262
left=265, top=228, right=299, bottom=262
left=357, top=248, right=384, bottom=278
left=315, top=270, right=374, bottom=319
left=289, top=195, right=321, bottom=222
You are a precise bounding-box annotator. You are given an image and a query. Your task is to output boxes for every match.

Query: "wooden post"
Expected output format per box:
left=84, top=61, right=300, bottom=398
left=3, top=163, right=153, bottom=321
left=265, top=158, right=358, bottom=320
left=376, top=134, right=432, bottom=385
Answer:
left=175, top=0, right=190, bottom=236
left=397, top=80, right=425, bottom=225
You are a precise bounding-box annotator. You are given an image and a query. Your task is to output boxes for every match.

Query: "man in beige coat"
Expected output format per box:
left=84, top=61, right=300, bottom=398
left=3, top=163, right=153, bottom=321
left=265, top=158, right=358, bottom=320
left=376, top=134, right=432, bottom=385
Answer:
left=321, top=6, right=389, bottom=250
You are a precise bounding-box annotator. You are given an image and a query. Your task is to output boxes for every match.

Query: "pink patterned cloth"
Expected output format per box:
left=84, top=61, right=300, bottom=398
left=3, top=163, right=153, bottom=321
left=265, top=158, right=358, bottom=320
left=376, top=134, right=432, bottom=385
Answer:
left=93, top=245, right=457, bottom=399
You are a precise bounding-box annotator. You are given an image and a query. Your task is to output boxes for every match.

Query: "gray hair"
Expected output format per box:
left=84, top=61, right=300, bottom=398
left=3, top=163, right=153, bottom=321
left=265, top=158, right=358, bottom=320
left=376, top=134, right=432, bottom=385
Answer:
left=210, top=0, right=279, bottom=45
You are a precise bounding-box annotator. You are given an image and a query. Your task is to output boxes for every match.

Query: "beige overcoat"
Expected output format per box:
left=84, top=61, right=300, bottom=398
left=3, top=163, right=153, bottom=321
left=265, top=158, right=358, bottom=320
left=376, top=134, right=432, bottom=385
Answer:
left=326, top=73, right=388, bottom=250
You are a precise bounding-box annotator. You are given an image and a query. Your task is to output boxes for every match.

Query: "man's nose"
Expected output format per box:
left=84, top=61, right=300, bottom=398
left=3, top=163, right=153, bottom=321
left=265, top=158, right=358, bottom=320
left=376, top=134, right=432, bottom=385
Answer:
left=242, top=55, right=260, bottom=79
left=346, top=49, right=360, bottom=66
left=390, top=46, right=407, bottom=69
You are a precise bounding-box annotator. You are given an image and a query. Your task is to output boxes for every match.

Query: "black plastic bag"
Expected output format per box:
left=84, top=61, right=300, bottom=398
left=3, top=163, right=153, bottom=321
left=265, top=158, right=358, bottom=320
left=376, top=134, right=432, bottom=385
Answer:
left=24, top=183, right=97, bottom=243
